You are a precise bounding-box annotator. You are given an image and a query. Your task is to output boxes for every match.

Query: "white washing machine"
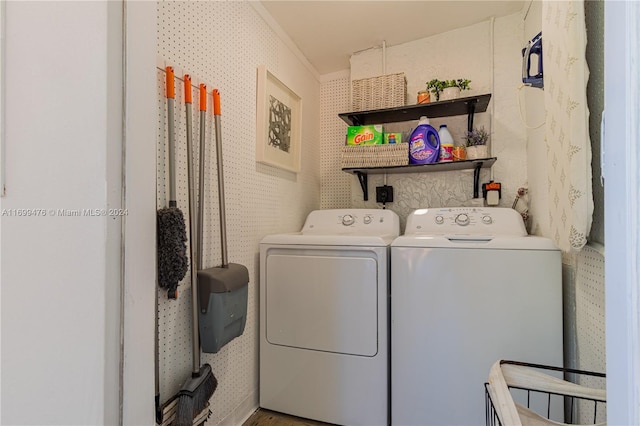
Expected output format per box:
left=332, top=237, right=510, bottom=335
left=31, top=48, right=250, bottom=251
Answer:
left=260, top=209, right=400, bottom=426
left=391, top=207, right=563, bottom=426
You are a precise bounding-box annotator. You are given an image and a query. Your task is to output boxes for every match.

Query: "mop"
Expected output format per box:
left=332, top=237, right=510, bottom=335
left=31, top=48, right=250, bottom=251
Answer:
left=157, top=66, right=188, bottom=298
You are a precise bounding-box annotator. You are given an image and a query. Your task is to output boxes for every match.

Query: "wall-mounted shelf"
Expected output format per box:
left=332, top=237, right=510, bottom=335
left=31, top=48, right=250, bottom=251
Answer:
left=339, top=94, right=494, bottom=201
left=338, top=93, right=491, bottom=130
left=342, top=157, right=496, bottom=175
left=343, top=158, right=496, bottom=200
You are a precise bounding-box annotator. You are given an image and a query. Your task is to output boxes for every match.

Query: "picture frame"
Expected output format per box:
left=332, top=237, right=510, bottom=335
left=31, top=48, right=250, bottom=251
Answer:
left=256, top=65, right=302, bottom=173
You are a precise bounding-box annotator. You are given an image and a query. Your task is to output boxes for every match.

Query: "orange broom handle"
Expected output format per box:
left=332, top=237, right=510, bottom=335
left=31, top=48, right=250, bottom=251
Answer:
left=184, top=74, right=192, bottom=104
left=213, top=89, right=221, bottom=116
left=166, top=66, right=175, bottom=99
left=199, top=84, right=207, bottom=111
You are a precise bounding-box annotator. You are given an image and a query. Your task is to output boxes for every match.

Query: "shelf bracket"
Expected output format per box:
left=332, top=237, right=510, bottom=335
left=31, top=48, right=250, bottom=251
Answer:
left=355, top=171, right=368, bottom=201
left=467, top=101, right=476, bottom=132
left=473, top=161, right=482, bottom=199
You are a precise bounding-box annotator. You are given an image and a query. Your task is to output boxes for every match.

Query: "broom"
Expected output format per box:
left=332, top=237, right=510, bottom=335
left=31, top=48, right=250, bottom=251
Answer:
left=157, top=66, right=188, bottom=299
left=174, top=75, right=217, bottom=426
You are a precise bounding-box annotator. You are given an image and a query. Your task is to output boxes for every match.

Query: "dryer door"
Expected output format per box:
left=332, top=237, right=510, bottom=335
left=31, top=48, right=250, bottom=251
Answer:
left=265, top=248, right=379, bottom=357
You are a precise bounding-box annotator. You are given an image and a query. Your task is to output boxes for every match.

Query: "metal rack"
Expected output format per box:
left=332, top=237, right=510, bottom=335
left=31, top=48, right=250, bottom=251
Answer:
left=485, top=360, right=606, bottom=426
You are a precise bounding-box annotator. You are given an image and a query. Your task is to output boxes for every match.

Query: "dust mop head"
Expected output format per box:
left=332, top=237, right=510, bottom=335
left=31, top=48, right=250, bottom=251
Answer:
left=174, top=364, right=217, bottom=426
left=157, top=207, right=189, bottom=292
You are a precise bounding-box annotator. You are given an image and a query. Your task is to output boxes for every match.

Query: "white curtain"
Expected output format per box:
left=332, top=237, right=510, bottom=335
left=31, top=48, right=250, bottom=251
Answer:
left=543, top=0, right=593, bottom=253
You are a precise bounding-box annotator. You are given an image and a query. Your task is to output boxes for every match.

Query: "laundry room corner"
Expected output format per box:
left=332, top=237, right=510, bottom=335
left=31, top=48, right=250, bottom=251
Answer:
left=155, top=1, right=322, bottom=425
left=318, top=13, right=529, bottom=230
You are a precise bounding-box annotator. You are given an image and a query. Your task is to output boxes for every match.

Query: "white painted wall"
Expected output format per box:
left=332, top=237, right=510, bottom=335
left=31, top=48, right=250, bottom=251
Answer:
left=122, top=1, right=158, bottom=425
left=1, top=1, right=121, bottom=424
left=604, top=1, right=640, bottom=423
left=522, top=0, right=549, bottom=237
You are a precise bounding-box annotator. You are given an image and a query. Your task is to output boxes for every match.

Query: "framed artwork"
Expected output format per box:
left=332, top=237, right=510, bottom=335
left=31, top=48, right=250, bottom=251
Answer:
left=256, top=65, right=301, bottom=173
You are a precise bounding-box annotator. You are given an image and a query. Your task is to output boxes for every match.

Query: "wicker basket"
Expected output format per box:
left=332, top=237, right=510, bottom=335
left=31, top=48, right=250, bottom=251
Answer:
left=352, top=73, right=406, bottom=111
left=341, top=143, right=409, bottom=169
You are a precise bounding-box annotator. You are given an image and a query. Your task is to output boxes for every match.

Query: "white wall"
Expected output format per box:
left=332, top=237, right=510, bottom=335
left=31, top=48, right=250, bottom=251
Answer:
left=604, top=1, right=640, bottom=423
left=523, top=0, right=549, bottom=237
left=341, top=14, right=527, bottom=228
left=122, top=1, right=158, bottom=425
left=155, top=2, right=321, bottom=424
left=1, top=1, right=121, bottom=424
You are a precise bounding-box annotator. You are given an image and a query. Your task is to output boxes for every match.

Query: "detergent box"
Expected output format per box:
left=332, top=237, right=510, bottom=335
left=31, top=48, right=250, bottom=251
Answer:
left=346, top=125, right=384, bottom=146
left=384, top=132, right=402, bottom=144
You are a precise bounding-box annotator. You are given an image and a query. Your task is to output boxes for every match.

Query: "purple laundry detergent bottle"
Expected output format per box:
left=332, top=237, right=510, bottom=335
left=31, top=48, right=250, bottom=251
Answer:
left=408, top=116, right=440, bottom=164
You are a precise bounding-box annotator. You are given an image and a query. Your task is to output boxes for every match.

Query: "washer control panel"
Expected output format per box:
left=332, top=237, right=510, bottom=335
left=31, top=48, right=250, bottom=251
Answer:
left=302, top=209, right=400, bottom=235
left=407, top=207, right=526, bottom=236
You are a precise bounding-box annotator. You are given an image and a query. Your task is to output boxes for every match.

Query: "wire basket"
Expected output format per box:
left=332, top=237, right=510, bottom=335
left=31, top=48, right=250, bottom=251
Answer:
left=351, top=73, right=406, bottom=111
left=485, top=360, right=606, bottom=426
left=340, top=143, right=409, bottom=169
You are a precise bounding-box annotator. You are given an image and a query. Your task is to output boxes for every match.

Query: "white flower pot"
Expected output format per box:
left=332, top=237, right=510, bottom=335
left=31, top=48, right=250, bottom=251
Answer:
left=466, top=145, right=488, bottom=160
left=475, top=145, right=488, bottom=158
left=439, top=87, right=461, bottom=101
left=466, top=146, right=478, bottom=159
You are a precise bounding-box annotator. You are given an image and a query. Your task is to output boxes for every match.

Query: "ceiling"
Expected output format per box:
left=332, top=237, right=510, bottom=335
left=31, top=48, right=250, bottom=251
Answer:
left=259, top=1, right=527, bottom=75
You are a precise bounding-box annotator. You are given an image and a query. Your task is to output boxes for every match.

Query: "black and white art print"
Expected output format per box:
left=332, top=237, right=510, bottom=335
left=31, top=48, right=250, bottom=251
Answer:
left=268, top=95, right=291, bottom=153
left=256, top=65, right=301, bottom=173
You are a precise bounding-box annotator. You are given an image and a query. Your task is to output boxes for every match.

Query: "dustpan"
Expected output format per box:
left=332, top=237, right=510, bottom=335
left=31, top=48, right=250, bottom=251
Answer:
left=197, top=89, right=249, bottom=354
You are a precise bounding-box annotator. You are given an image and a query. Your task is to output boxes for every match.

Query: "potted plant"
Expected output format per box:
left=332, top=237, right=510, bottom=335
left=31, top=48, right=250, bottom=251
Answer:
left=463, top=126, right=489, bottom=159
left=425, top=78, right=471, bottom=101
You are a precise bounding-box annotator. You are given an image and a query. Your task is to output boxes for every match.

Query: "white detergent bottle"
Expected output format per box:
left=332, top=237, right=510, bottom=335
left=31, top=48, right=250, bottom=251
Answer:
left=438, top=124, right=454, bottom=162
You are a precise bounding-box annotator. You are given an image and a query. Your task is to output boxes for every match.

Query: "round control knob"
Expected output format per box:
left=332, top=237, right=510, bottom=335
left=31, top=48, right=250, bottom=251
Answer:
left=455, top=213, right=470, bottom=226
left=482, top=215, right=493, bottom=224
left=363, top=215, right=373, bottom=224
left=342, top=214, right=355, bottom=226
left=435, top=215, right=444, bottom=224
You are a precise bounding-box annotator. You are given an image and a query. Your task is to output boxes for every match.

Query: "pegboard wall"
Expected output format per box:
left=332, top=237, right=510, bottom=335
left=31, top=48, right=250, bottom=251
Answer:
left=574, top=245, right=606, bottom=423
left=156, top=2, right=321, bottom=425
left=319, top=74, right=351, bottom=209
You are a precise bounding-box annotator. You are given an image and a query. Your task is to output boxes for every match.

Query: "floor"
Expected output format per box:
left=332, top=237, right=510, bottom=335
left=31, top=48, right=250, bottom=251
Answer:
left=242, top=409, right=333, bottom=426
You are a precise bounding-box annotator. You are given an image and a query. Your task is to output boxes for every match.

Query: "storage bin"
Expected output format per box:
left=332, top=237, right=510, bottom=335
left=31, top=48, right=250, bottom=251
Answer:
left=352, top=73, right=406, bottom=111
left=341, top=143, right=409, bottom=169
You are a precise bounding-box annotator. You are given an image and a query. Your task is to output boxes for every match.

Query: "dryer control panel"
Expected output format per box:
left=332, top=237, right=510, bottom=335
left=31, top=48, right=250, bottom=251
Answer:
left=405, top=207, right=527, bottom=236
left=302, top=209, right=400, bottom=236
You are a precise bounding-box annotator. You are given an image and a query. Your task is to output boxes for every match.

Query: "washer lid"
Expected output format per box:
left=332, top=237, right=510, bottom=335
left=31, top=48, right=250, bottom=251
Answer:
left=391, top=234, right=559, bottom=250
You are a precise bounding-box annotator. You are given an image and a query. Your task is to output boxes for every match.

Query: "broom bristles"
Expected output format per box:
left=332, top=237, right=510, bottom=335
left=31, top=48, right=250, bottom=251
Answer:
left=174, top=365, right=217, bottom=426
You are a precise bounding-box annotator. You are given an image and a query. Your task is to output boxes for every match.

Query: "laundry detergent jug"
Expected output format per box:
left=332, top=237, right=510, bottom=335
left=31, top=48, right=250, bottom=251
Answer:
left=408, top=116, right=440, bottom=164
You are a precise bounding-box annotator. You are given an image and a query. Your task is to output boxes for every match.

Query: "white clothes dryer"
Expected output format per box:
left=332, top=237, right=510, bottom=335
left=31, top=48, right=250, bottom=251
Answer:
left=391, top=207, right=563, bottom=426
left=260, top=209, right=400, bottom=426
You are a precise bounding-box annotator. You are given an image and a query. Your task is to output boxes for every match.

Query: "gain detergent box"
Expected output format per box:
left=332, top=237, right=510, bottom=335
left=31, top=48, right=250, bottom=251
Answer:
left=346, top=125, right=384, bottom=145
